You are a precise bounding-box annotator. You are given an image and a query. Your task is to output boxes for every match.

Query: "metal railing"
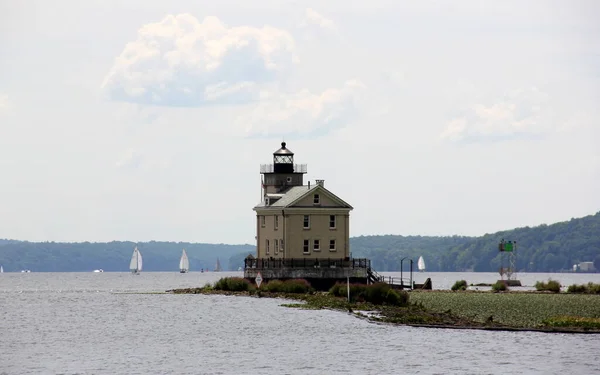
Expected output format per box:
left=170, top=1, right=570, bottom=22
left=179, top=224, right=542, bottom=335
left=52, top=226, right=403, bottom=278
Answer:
left=260, top=164, right=307, bottom=173
left=367, top=268, right=412, bottom=289
left=244, top=257, right=371, bottom=270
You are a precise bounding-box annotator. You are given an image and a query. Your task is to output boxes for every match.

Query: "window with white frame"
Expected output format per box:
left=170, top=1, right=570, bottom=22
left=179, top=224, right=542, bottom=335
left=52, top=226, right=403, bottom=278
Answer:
left=329, top=215, right=336, bottom=229
left=303, top=215, right=310, bottom=229
left=303, top=239, right=310, bottom=254
left=313, top=239, right=320, bottom=252
left=274, top=239, right=279, bottom=254
left=261, top=215, right=265, bottom=227
left=313, top=194, right=320, bottom=205
left=274, top=215, right=279, bottom=230
left=266, top=239, right=270, bottom=255
left=329, top=239, right=336, bottom=251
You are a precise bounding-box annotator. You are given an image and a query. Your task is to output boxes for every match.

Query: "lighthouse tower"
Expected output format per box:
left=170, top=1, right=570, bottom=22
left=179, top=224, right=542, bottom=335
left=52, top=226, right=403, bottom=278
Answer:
left=260, top=142, right=307, bottom=197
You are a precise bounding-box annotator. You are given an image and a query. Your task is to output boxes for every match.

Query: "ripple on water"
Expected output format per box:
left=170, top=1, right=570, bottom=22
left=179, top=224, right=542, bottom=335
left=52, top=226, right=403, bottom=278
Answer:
left=1, top=273, right=599, bottom=375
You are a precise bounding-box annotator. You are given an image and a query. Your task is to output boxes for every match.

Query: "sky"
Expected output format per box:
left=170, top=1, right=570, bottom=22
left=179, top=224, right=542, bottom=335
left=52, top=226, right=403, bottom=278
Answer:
left=1, top=0, right=599, bottom=244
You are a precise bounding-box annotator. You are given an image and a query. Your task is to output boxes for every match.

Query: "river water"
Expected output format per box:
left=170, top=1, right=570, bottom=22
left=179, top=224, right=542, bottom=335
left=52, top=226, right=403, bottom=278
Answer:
left=1, top=272, right=599, bottom=375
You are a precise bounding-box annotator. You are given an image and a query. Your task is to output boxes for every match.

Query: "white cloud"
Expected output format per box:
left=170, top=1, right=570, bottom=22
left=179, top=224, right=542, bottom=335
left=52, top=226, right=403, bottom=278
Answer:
left=304, top=8, right=336, bottom=31
left=102, top=14, right=298, bottom=107
left=237, top=80, right=365, bottom=138
left=440, top=87, right=560, bottom=142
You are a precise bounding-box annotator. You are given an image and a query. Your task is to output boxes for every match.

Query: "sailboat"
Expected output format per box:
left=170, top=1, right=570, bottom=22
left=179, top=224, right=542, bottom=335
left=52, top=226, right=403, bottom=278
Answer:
left=417, top=256, right=426, bottom=272
left=130, top=246, right=143, bottom=275
left=179, top=249, right=190, bottom=273
left=214, top=257, right=222, bottom=272
left=0, top=265, right=3, bottom=273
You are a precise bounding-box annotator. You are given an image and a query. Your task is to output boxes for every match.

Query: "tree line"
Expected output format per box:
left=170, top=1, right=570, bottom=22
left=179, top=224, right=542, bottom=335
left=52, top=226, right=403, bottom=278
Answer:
left=1, top=212, right=599, bottom=272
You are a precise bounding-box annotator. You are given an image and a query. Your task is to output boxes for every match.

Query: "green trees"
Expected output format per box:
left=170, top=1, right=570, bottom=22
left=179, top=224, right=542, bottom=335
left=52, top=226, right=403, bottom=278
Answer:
left=1, top=212, right=598, bottom=273
left=347, top=212, right=600, bottom=272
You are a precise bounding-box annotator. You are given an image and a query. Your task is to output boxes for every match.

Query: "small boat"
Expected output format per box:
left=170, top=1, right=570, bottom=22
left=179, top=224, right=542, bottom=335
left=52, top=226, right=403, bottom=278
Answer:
left=0, top=265, right=3, bottom=273
left=214, top=258, right=222, bottom=272
left=129, top=246, right=143, bottom=275
left=417, top=256, right=426, bottom=272
left=93, top=269, right=104, bottom=273
left=179, top=249, right=190, bottom=273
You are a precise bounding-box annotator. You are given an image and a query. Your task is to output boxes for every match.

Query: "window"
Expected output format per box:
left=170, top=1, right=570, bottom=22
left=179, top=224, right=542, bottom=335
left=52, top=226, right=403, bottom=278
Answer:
left=266, top=239, right=270, bottom=255
left=303, top=215, right=310, bottom=229
left=313, top=194, right=320, bottom=205
left=303, top=239, right=310, bottom=254
left=280, top=239, right=284, bottom=253
left=274, top=215, right=279, bottom=230
left=329, top=239, right=336, bottom=252
left=313, top=239, right=320, bottom=252
left=329, top=215, right=336, bottom=229
left=261, top=216, right=265, bottom=227
left=274, top=239, right=279, bottom=255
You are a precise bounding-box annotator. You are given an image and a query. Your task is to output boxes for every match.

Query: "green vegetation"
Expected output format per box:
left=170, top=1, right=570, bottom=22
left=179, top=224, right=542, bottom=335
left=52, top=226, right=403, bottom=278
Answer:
left=350, top=211, right=600, bottom=272
left=567, top=282, right=600, bottom=294
left=451, top=280, right=468, bottom=291
left=542, top=316, right=600, bottom=330
left=329, top=282, right=409, bottom=306
left=214, top=277, right=254, bottom=292
left=263, top=279, right=313, bottom=294
left=1, top=211, right=599, bottom=272
left=535, top=279, right=562, bottom=293
left=491, top=281, right=508, bottom=292
left=410, top=291, right=600, bottom=328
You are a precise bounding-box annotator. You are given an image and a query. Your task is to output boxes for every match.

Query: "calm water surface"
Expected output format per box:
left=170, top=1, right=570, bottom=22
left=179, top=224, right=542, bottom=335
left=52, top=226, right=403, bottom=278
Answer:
left=1, top=272, right=599, bottom=375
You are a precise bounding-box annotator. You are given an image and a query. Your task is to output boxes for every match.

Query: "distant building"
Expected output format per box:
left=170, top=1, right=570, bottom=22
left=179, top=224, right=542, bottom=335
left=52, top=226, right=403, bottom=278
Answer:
left=577, top=261, right=596, bottom=272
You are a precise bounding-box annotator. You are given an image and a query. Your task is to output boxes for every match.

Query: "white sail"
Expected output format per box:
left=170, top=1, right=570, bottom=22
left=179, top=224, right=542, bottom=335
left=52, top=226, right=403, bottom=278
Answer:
left=214, top=257, right=222, bottom=272
left=0, top=265, right=3, bottom=273
left=417, top=256, right=426, bottom=272
left=130, top=247, right=143, bottom=274
left=179, top=249, right=190, bottom=273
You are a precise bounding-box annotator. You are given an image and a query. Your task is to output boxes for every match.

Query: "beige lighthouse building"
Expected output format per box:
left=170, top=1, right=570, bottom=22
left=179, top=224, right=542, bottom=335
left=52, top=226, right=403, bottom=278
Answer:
left=253, top=142, right=353, bottom=261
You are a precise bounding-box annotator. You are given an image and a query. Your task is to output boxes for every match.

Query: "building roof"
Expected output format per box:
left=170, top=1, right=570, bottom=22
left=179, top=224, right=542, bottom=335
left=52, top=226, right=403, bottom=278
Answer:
left=273, top=141, right=294, bottom=156
left=254, top=184, right=353, bottom=210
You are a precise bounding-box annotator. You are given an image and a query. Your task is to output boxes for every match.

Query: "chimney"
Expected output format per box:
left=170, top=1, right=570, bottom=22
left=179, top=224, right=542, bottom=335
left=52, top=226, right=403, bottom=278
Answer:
left=316, top=179, right=324, bottom=187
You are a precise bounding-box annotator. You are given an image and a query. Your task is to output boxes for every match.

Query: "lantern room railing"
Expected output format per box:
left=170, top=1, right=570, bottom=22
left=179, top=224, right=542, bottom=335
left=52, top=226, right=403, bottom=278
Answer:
left=260, top=164, right=307, bottom=173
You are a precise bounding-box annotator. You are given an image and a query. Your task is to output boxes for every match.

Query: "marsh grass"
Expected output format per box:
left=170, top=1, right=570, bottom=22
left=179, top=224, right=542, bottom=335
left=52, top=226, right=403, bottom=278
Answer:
left=214, top=277, right=255, bottom=292
left=567, top=282, right=600, bottom=294
left=410, top=291, right=600, bottom=327
left=542, top=316, right=600, bottom=330
left=451, top=280, right=468, bottom=291
left=535, top=279, right=561, bottom=293
left=263, top=279, right=313, bottom=294
left=491, top=281, right=508, bottom=292
left=329, top=282, right=409, bottom=306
